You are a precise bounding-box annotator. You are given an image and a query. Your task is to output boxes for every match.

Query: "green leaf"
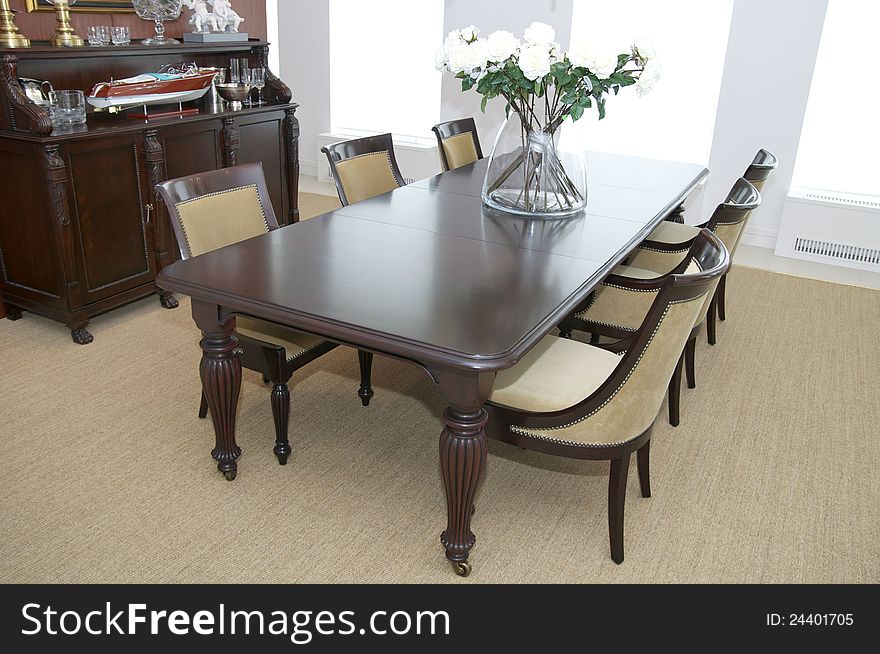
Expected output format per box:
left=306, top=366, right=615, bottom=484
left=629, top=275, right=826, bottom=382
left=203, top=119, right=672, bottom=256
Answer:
left=480, top=95, right=488, bottom=113
left=571, top=104, right=584, bottom=121
left=597, top=98, right=606, bottom=120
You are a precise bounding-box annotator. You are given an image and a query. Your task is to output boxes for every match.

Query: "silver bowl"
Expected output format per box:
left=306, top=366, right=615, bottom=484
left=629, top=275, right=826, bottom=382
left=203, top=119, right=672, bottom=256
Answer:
left=216, top=83, right=252, bottom=110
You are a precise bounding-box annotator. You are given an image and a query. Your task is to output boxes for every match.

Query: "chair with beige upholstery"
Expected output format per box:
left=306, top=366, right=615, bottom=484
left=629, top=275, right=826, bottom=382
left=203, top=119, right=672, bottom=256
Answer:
left=627, top=177, right=763, bottom=345
left=321, top=133, right=407, bottom=207
left=156, top=163, right=374, bottom=474
left=561, top=180, right=758, bottom=426
left=431, top=118, right=483, bottom=172
left=487, top=229, right=729, bottom=563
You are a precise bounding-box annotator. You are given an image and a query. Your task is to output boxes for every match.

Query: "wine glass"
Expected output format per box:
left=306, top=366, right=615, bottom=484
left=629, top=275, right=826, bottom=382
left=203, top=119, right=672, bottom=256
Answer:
left=251, top=68, right=266, bottom=106
left=132, top=0, right=183, bottom=46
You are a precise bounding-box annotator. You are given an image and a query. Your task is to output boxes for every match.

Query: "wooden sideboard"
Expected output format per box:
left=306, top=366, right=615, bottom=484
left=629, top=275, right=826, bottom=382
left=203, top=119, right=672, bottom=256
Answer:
left=0, top=40, right=299, bottom=344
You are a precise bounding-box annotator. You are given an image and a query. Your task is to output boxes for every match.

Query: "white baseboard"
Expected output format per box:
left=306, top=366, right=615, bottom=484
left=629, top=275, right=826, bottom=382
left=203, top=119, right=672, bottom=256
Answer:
left=739, top=225, right=778, bottom=250
left=299, top=160, right=318, bottom=178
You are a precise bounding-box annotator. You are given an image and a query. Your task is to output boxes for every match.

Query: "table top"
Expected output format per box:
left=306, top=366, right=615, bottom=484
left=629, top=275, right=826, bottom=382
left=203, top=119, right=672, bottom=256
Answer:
left=157, top=153, right=707, bottom=372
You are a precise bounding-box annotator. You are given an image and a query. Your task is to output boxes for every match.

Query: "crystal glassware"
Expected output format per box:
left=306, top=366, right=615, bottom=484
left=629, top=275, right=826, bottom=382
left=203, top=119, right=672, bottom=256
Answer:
left=88, top=25, right=110, bottom=46
left=228, top=58, right=240, bottom=84
left=250, top=67, right=266, bottom=106
left=133, top=0, right=183, bottom=46
left=49, top=89, right=87, bottom=126
left=111, top=25, right=130, bottom=46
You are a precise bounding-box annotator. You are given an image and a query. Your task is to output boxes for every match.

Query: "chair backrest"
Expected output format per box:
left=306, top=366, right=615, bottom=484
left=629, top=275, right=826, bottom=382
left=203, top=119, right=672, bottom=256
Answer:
left=516, top=230, right=728, bottom=439
left=432, top=117, right=483, bottom=172
left=320, top=133, right=406, bottom=206
left=155, top=163, right=278, bottom=260
left=743, top=148, right=778, bottom=192
left=705, top=177, right=761, bottom=260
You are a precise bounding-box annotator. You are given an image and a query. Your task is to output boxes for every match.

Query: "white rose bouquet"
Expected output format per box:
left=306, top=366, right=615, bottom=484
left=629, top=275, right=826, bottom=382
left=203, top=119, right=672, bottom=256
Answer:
left=435, top=22, right=660, bottom=216
left=436, top=22, right=657, bottom=129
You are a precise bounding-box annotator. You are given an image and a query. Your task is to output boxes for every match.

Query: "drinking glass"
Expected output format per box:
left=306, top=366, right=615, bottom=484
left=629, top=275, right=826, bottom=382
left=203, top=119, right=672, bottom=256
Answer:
left=240, top=60, right=252, bottom=106
left=251, top=67, right=266, bottom=106
left=228, top=58, right=240, bottom=84
left=111, top=25, right=130, bottom=45
left=49, top=90, right=87, bottom=126
left=87, top=26, right=110, bottom=46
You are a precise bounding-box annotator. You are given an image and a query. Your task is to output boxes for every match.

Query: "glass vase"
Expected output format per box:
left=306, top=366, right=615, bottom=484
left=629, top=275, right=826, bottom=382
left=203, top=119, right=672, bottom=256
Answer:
left=133, top=0, right=183, bottom=46
left=481, top=114, right=587, bottom=218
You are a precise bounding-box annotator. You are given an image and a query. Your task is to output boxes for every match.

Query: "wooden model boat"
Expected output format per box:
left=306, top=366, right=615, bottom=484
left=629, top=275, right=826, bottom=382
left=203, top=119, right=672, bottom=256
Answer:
left=87, top=68, right=218, bottom=111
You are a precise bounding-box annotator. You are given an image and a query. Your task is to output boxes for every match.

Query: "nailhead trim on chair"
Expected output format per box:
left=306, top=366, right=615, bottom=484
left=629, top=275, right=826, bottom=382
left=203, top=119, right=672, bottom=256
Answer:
left=285, top=339, right=328, bottom=361
left=637, top=245, right=690, bottom=254
left=510, top=295, right=702, bottom=448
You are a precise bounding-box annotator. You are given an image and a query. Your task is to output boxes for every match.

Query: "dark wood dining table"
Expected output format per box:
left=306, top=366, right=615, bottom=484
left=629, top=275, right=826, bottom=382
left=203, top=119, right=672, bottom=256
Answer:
left=156, top=152, right=707, bottom=573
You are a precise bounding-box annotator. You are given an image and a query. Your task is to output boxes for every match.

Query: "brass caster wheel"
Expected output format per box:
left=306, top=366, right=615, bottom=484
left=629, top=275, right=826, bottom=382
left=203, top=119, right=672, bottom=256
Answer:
left=223, top=470, right=237, bottom=481
left=453, top=561, right=471, bottom=577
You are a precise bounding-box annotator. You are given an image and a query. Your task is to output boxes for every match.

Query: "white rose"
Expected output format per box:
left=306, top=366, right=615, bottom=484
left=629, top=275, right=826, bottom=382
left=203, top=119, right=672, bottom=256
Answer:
left=434, top=45, right=447, bottom=71
left=459, top=25, right=480, bottom=43
left=635, top=59, right=661, bottom=96
left=567, top=42, right=618, bottom=78
left=523, top=21, right=555, bottom=46
left=486, top=30, right=519, bottom=63
left=518, top=44, right=551, bottom=81
left=633, top=38, right=656, bottom=64
left=445, top=42, right=469, bottom=74
left=461, top=38, right=490, bottom=72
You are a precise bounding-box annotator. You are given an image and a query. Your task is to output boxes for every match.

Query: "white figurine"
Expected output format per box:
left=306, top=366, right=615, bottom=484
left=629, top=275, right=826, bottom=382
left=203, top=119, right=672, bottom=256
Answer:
left=183, top=0, right=220, bottom=33
left=209, top=0, right=244, bottom=33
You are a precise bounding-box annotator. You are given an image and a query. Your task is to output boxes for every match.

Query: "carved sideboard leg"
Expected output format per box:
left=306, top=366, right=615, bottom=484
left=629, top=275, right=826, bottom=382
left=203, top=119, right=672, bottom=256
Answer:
left=70, top=324, right=93, bottom=345
left=158, top=291, right=178, bottom=309
left=5, top=304, right=22, bottom=320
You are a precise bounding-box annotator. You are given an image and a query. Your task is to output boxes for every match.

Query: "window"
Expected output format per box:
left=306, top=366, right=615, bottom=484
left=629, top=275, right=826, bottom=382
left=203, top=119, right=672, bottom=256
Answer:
left=791, top=0, right=880, bottom=199
left=329, top=0, right=444, bottom=142
left=560, top=0, right=734, bottom=165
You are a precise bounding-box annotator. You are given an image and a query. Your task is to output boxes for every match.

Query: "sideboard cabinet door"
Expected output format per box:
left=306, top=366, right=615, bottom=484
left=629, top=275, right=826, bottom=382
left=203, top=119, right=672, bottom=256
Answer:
left=63, top=133, right=156, bottom=306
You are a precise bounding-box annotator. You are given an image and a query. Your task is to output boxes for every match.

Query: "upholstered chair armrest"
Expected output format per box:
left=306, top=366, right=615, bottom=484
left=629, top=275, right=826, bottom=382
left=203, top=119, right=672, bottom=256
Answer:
left=601, top=271, right=668, bottom=292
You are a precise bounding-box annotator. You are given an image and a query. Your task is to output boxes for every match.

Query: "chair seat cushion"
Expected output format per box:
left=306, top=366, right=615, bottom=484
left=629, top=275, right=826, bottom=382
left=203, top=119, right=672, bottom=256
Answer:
left=236, top=317, right=327, bottom=361
left=646, top=220, right=701, bottom=244
left=489, top=335, right=621, bottom=413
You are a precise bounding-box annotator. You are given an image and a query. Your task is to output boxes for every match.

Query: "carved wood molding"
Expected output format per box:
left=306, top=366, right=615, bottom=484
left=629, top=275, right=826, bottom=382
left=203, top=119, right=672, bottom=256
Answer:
left=222, top=117, right=239, bottom=167
left=1, top=54, right=52, bottom=135
left=283, top=106, right=300, bottom=223
left=43, top=144, right=80, bottom=305
left=252, top=44, right=292, bottom=104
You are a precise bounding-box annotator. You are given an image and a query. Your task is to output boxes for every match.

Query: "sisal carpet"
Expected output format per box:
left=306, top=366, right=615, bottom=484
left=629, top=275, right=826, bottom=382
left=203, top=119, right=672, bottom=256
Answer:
left=0, top=198, right=878, bottom=583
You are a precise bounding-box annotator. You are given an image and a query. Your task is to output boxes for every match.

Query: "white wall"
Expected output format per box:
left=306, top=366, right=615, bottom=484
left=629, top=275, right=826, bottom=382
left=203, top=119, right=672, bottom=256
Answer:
left=276, top=0, right=331, bottom=177
left=439, top=0, right=575, bottom=154
left=277, top=0, right=834, bottom=254
left=696, top=0, right=828, bottom=247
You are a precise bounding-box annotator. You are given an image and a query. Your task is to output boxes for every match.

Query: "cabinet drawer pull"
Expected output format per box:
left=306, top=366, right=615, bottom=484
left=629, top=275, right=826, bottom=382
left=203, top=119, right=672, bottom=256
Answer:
left=145, top=203, right=153, bottom=225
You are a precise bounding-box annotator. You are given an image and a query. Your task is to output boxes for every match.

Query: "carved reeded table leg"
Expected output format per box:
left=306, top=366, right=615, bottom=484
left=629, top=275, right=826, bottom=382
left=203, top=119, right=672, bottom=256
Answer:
left=439, top=406, right=488, bottom=577
left=158, top=290, right=179, bottom=310
left=271, top=382, right=291, bottom=465
left=195, top=303, right=242, bottom=481
left=436, top=370, right=493, bottom=577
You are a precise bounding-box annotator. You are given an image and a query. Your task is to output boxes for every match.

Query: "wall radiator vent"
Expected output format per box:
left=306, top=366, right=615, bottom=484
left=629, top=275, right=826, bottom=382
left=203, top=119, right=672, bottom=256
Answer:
left=802, top=192, right=880, bottom=209
left=793, top=237, right=880, bottom=266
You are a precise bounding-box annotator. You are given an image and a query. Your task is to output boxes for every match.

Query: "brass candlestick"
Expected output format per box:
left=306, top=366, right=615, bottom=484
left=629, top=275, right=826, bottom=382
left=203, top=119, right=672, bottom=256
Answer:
left=49, top=0, right=83, bottom=48
left=0, top=0, right=31, bottom=48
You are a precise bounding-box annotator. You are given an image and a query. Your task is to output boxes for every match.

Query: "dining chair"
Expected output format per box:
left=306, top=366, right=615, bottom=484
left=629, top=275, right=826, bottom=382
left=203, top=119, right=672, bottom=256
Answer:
left=628, top=178, right=762, bottom=346
left=561, top=180, right=758, bottom=426
left=431, top=117, right=483, bottom=172
left=156, top=163, right=374, bottom=477
left=320, top=133, right=407, bottom=206
left=487, top=229, right=729, bottom=564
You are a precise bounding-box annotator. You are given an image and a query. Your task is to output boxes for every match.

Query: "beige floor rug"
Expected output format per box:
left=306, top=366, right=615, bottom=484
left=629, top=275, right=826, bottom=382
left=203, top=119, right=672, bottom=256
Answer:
left=1, top=202, right=877, bottom=583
